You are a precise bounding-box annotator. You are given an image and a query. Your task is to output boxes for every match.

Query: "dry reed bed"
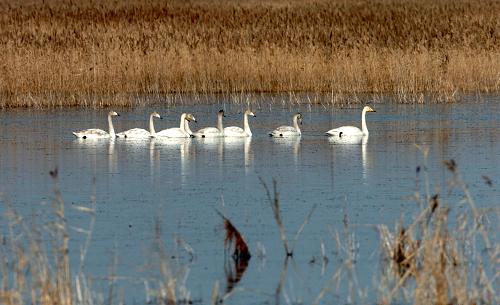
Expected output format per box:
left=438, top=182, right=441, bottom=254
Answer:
left=0, top=0, right=499, bottom=107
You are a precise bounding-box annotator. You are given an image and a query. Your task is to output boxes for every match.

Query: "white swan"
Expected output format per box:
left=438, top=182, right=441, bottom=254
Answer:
left=326, top=106, right=376, bottom=137
left=116, top=112, right=162, bottom=138
left=193, top=109, right=225, bottom=138
left=156, top=113, right=196, bottom=138
left=223, top=110, right=255, bottom=137
left=73, top=111, right=119, bottom=139
left=269, top=113, right=302, bottom=137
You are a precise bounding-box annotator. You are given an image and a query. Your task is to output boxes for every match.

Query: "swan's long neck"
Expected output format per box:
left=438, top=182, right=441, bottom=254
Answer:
left=184, top=120, right=193, bottom=135
left=179, top=113, right=186, bottom=130
left=179, top=113, right=189, bottom=136
left=293, top=115, right=301, bottom=134
left=243, top=113, right=252, bottom=136
left=108, top=114, right=115, bottom=137
left=361, top=108, right=369, bottom=135
left=217, top=113, right=224, bottom=131
left=149, top=114, right=156, bottom=136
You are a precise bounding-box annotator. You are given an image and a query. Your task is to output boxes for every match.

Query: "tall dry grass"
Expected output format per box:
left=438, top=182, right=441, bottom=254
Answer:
left=375, top=156, right=499, bottom=305
left=0, top=0, right=498, bottom=107
left=0, top=170, right=195, bottom=305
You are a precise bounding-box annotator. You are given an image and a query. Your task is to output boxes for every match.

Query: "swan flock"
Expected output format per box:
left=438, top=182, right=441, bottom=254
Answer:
left=73, top=106, right=376, bottom=141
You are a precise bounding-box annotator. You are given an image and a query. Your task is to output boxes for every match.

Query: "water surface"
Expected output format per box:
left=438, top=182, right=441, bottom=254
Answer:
left=0, top=97, right=499, bottom=304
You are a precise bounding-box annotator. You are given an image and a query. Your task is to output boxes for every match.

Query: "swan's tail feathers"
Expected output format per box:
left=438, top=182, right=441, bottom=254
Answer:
left=72, top=132, right=81, bottom=138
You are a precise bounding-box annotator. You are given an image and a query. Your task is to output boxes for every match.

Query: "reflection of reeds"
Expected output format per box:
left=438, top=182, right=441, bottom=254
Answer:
left=260, top=178, right=291, bottom=256
left=0, top=0, right=499, bottom=107
left=260, top=177, right=318, bottom=304
left=260, top=178, right=316, bottom=257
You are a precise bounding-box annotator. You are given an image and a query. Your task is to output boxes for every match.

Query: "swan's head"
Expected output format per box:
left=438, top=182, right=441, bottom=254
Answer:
left=245, top=110, right=256, bottom=117
left=185, top=113, right=197, bottom=123
left=109, top=111, right=120, bottom=117
left=218, top=109, right=226, bottom=117
left=152, top=111, right=162, bottom=119
left=295, top=113, right=303, bottom=125
left=363, top=106, right=376, bottom=113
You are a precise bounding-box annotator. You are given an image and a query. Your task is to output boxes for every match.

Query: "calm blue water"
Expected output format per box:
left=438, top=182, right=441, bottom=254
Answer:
left=0, top=96, right=499, bottom=304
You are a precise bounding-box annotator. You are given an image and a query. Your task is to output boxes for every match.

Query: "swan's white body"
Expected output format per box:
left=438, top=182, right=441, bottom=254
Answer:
left=326, top=106, right=376, bottom=137
left=194, top=110, right=225, bottom=138
left=157, top=113, right=196, bottom=138
left=116, top=112, right=162, bottom=138
left=157, top=128, right=187, bottom=138
left=223, top=110, right=255, bottom=137
left=328, top=134, right=367, bottom=145
left=270, top=113, right=302, bottom=137
left=73, top=111, right=119, bottom=139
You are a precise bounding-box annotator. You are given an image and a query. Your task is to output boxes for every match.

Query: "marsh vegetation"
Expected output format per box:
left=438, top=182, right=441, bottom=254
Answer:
left=0, top=0, right=499, bottom=107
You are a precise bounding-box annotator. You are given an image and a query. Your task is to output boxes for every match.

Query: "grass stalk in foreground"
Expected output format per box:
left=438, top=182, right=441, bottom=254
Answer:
left=376, top=158, right=499, bottom=305
left=0, top=168, right=96, bottom=305
left=260, top=177, right=316, bottom=257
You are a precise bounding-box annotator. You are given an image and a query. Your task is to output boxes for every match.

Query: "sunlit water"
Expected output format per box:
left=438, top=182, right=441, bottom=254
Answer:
left=0, top=96, right=499, bottom=304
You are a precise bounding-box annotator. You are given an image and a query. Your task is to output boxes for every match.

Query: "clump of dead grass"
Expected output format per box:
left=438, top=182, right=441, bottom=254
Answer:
left=376, top=155, right=499, bottom=305
left=0, top=168, right=96, bottom=305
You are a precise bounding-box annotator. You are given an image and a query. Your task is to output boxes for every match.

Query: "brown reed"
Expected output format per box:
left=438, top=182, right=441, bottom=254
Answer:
left=0, top=0, right=498, bottom=107
left=0, top=170, right=196, bottom=305
left=376, top=158, right=499, bottom=305
left=216, top=210, right=251, bottom=261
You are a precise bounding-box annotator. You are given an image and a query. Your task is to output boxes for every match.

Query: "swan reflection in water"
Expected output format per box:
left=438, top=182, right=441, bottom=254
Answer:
left=223, top=137, right=253, bottom=173
left=115, top=137, right=155, bottom=181
left=328, top=134, right=369, bottom=179
left=196, top=136, right=224, bottom=164
left=270, top=136, right=301, bottom=166
left=153, top=137, right=192, bottom=185
left=73, top=138, right=118, bottom=174
left=108, top=139, right=116, bottom=173
left=148, top=138, right=160, bottom=180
